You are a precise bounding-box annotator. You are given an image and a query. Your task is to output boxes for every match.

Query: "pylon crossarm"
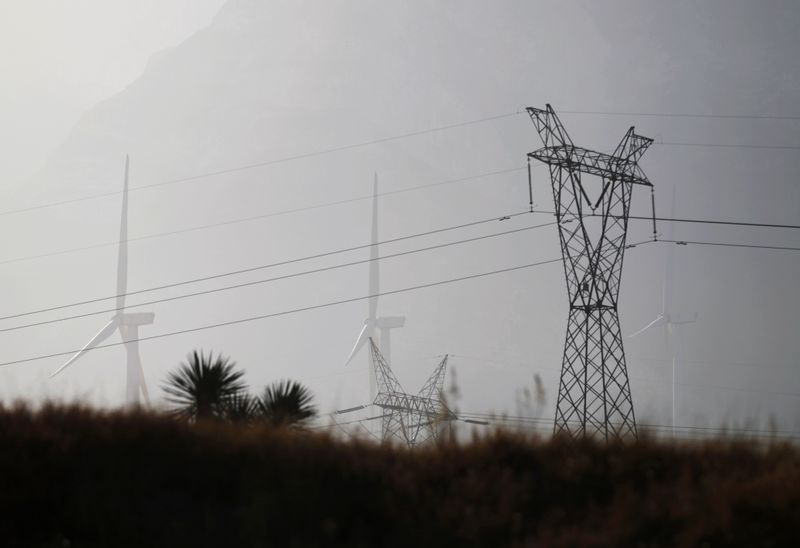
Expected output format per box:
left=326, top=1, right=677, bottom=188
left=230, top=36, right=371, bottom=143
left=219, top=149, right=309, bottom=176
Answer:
left=375, top=392, right=437, bottom=412
left=528, top=147, right=651, bottom=186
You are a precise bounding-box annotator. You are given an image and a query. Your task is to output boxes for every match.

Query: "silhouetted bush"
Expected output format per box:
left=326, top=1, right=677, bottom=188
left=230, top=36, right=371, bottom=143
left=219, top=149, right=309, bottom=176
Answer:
left=0, top=403, right=797, bottom=547
left=163, top=350, right=247, bottom=420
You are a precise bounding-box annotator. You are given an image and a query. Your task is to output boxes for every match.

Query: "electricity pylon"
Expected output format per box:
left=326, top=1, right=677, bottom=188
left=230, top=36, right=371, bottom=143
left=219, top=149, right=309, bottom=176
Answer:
left=368, top=338, right=456, bottom=446
left=526, top=104, right=655, bottom=440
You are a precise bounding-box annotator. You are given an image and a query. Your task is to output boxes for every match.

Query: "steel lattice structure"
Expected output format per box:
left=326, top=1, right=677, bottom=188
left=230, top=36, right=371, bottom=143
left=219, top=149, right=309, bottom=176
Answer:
left=368, top=338, right=456, bottom=446
left=526, top=104, right=655, bottom=440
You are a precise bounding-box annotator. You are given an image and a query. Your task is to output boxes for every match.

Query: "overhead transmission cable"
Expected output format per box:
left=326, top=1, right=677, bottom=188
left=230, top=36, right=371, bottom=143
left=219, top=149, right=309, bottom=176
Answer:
left=1, top=203, right=796, bottom=325
left=557, top=109, right=800, bottom=121
left=321, top=409, right=800, bottom=440
left=0, top=166, right=527, bottom=267
left=657, top=141, right=800, bottom=151
left=0, top=258, right=563, bottom=368
left=3, top=108, right=799, bottom=218
left=657, top=239, right=800, bottom=252
left=537, top=210, right=800, bottom=231
left=0, top=210, right=538, bottom=322
left=0, top=220, right=558, bottom=333
left=631, top=214, right=800, bottom=230
left=454, top=412, right=800, bottom=440
left=0, top=112, right=521, bottom=217
left=446, top=351, right=800, bottom=399
left=3, top=174, right=798, bottom=269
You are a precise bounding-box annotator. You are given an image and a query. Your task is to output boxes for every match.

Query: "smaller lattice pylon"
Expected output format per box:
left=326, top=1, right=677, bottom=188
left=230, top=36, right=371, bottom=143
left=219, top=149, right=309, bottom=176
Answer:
left=368, top=339, right=457, bottom=446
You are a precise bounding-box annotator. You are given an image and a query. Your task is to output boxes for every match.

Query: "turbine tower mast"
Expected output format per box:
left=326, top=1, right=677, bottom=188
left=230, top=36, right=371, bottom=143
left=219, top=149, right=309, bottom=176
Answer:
left=526, top=104, right=655, bottom=440
left=344, top=173, right=405, bottom=400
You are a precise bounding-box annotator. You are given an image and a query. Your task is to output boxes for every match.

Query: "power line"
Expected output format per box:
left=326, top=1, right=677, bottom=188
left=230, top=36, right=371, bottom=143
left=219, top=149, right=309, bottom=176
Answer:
left=2, top=209, right=796, bottom=328
left=0, top=112, right=522, bottom=218
left=447, top=351, right=800, bottom=400
left=4, top=108, right=800, bottom=219
left=539, top=210, right=800, bottom=231
left=0, top=258, right=562, bottom=368
left=5, top=184, right=795, bottom=269
left=0, top=166, right=527, bottom=267
left=643, top=214, right=800, bottom=231
left=657, top=141, right=800, bottom=151
left=559, top=109, right=800, bottom=121
left=0, top=221, right=558, bottom=333
left=457, top=412, right=800, bottom=439
left=659, top=239, right=800, bottom=252
left=2, top=205, right=795, bottom=325
left=0, top=210, right=537, bottom=323
left=327, top=409, right=800, bottom=440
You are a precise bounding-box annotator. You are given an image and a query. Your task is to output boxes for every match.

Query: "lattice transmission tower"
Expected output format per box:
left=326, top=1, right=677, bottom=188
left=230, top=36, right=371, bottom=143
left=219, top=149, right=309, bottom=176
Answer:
left=526, top=104, right=656, bottom=440
left=368, top=338, right=456, bottom=446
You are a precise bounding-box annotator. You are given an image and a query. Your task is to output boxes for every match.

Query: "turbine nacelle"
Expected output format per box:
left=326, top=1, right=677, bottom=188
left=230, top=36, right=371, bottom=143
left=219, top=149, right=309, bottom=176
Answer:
left=666, top=312, right=698, bottom=326
left=375, top=316, right=405, bottom=329
left=117, top=312, right=156, bottom=327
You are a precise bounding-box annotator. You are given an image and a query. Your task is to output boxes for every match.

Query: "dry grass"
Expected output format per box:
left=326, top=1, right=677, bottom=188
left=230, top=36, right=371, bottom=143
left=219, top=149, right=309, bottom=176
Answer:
left=0, top=403, right=797, bottom=547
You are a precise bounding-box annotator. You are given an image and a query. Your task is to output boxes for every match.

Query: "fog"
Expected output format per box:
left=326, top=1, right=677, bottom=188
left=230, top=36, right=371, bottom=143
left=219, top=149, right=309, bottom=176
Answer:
left=0, top=0, right=798, bottom=435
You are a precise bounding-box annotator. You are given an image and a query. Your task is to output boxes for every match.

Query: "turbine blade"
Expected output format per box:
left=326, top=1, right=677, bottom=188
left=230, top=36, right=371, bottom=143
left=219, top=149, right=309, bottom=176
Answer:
left=628, top=314, right=665, bottom=338
left=116, top=156, right=130, bottom=311
left=344, top=323, right=370, bottom=366
left=368, top=172, right=379, bottom=320
left=50, top=318, right=119, bottom=377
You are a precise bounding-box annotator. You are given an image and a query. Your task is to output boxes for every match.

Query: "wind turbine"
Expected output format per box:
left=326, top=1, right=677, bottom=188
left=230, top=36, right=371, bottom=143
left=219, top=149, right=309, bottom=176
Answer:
left=344, top=173, right=405, bottom=399
left=630, top=187, right=696, bottom=437
left=50, top=156, right=154, bottom=406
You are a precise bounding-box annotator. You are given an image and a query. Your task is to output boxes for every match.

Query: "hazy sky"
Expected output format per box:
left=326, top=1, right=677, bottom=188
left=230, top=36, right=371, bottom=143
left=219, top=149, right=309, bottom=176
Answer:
left=0, top=0, right=226, bottom=182
left=0, top=0, right=797, bottom=437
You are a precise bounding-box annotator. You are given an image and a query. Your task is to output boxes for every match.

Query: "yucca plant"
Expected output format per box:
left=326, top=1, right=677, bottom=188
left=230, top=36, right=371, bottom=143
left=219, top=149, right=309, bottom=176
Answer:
left=163, top=350, right=247, bottom=420
left=257, top=380, right=317, bottom=427
left=221, top=392, right=259, bottom=424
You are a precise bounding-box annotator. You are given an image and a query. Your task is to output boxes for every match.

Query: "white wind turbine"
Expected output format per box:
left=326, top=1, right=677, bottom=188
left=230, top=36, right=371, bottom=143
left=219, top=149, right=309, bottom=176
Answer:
left=50, top=156, right=154, bottom=406
left=630, top=187, right=697, bottom=437
left=344, top=173, right=405, bottom=399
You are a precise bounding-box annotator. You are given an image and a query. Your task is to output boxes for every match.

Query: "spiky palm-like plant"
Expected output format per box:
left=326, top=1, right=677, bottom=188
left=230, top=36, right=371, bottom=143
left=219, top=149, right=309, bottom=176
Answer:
left=163, top=350, right=247, bottom=420
left=257, top=380, right=317, bottom=427
left=221, top=392, right=259, bottom=424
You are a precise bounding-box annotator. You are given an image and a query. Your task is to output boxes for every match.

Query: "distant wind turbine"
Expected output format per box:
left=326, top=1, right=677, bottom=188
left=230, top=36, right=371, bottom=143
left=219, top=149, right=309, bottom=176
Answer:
left=344, top=173, right=405, bottom=400
left=630, top=187, right=697, bottom=437
left=50, top=156, right=155, bottom=406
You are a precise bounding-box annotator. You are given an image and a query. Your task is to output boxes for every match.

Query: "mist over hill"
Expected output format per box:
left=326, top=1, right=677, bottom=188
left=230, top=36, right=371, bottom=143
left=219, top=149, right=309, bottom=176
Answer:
left=0, top=1, right=797, bottom=433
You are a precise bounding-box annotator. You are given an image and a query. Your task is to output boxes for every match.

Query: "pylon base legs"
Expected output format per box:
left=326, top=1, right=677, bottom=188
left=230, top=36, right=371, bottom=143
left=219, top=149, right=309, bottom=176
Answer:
left=554, top=308, right=637, bottom=441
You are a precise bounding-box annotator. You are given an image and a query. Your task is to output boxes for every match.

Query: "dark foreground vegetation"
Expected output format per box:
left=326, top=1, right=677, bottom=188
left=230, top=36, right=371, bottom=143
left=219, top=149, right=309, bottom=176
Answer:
left=0, top=405, right=797, bottom=547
